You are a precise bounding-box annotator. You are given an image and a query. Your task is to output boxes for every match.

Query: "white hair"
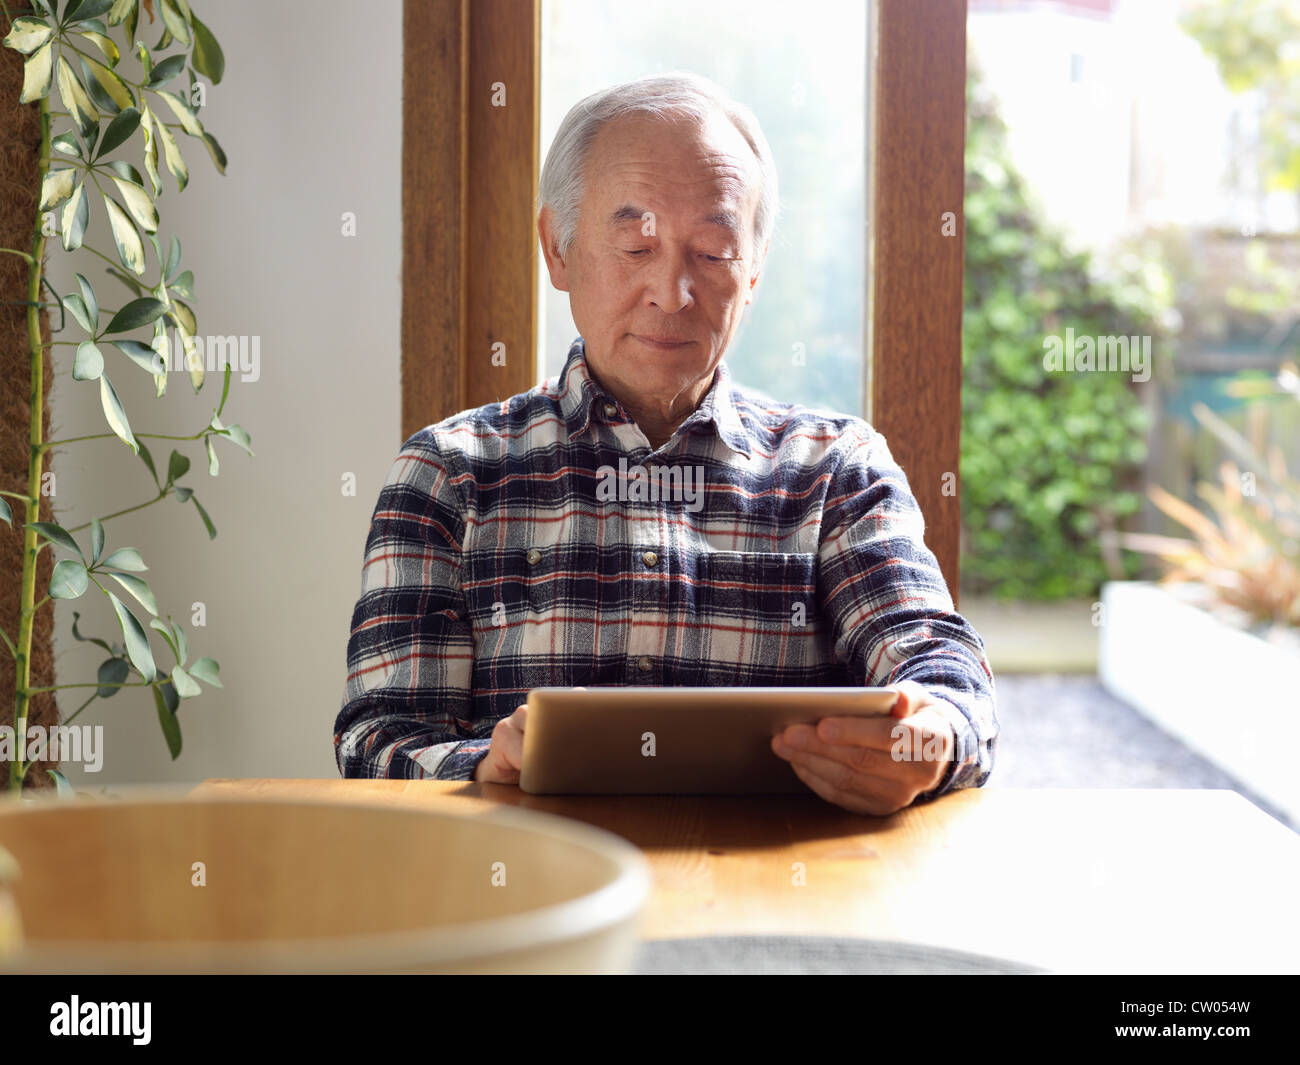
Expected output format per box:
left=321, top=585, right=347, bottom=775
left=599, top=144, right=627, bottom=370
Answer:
left=537, top=71, right=779, bottom=264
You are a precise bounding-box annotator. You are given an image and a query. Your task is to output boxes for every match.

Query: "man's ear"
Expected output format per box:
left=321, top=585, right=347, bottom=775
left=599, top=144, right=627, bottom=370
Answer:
left=745, top=239, right=769, bottom=305
left=538, top=206, right=571, bottom=293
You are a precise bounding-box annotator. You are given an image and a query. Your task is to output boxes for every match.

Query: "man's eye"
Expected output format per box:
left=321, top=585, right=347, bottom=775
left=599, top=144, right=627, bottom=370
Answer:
left=624, top=248, right=650, bottom=256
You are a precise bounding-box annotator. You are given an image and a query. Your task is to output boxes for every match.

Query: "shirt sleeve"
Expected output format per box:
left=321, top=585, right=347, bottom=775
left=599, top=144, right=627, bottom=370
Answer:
left=333, top=431, right=490, bottom=780
left=817, top=424, right=998, bottom=801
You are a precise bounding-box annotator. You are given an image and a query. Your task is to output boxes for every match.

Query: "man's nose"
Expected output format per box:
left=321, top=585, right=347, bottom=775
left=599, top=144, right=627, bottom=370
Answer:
left=646, top=249, right=694, bottom=313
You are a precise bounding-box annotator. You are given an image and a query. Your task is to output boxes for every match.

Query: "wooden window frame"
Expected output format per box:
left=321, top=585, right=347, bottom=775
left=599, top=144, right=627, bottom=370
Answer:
left=403, top=0, right=966, bottom=599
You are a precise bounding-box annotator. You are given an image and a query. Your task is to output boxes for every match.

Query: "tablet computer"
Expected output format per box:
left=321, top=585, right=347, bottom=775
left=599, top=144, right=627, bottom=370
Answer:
left=519, top=686, right=898, bottom=795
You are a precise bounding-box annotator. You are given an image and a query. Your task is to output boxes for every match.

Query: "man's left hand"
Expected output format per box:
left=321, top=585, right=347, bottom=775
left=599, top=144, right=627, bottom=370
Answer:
left=770, top=680, right=955, bottom=816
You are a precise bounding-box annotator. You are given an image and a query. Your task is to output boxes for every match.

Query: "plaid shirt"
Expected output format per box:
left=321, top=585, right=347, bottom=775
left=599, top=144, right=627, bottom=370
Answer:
left=335, top=337, right=997, bottom=799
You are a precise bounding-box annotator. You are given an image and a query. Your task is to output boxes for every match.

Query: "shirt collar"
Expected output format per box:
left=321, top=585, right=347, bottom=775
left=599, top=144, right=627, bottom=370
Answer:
left=556, top=336, right=752, bottom=459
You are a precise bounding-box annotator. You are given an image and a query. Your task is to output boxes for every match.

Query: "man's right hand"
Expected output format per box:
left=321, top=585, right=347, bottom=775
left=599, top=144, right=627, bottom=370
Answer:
left=473, top=704, right=528, bottom=783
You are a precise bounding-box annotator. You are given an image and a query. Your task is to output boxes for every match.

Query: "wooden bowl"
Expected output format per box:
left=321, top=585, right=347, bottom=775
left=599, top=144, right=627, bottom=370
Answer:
left=0, top=792, right=651, bottom=973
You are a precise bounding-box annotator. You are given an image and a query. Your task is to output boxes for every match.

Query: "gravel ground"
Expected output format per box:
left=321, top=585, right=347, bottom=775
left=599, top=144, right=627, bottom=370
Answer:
left=985, top=674, right=1294, bottom=832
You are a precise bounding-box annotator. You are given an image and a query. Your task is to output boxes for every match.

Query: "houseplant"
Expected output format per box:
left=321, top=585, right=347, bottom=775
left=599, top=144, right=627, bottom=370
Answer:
left=1101, top=364, right=1300, bottom=820
left=0, top=0, right=245, bottom=794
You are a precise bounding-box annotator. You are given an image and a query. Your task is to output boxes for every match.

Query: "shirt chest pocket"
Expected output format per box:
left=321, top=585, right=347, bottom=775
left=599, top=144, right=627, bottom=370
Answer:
left=695, top=550, right=819, bottom=628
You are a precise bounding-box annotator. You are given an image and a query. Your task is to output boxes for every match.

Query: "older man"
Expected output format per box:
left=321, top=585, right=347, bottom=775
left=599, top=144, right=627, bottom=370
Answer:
left=335, top=72, right=998, bottom=815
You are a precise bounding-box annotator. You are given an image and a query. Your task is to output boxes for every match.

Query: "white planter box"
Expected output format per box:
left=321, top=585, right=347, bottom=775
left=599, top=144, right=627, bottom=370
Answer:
left=1100, top=580, right=1300, bottom=824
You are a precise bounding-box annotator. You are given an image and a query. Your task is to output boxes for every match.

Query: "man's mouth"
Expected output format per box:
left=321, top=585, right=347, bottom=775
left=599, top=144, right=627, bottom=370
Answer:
left=633, top=334, right=693, bottom=349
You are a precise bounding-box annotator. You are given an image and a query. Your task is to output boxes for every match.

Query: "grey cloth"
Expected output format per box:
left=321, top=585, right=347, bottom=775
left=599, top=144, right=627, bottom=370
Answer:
left=632, top=935, right=1044, bottom=975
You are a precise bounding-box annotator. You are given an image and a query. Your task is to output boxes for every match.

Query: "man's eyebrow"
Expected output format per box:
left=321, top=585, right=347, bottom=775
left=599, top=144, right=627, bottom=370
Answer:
left=607, top=204, right=646, bottom=226
left=703, top=209, right=740, bottom=235
left=606, top=204, right=742, bottom=237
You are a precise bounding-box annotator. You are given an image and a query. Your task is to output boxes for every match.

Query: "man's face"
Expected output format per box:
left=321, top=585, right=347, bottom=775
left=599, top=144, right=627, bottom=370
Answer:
left=541, top=109, right=766, bottom=410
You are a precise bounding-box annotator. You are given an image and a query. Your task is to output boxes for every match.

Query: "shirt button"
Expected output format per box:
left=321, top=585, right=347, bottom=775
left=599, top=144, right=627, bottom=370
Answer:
left=636, top=656, right=653, bottom=673
left=642, top=551, right=659, bottom=568
left=525, top=548, right=542, bottom=565
left=602, top=402, right=618, bottom=418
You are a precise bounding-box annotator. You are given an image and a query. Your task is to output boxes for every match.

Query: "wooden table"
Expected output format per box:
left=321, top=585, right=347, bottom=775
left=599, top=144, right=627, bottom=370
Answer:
left=192, top=779, right=1300, bottom=974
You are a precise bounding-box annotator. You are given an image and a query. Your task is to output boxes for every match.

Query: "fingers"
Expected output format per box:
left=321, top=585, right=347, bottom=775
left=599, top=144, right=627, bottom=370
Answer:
left=474, top=705, right=529, bottom=784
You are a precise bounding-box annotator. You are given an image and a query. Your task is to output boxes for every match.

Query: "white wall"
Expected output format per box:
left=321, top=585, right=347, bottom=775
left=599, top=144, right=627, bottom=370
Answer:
left=48, top=1, right=403, bottom=785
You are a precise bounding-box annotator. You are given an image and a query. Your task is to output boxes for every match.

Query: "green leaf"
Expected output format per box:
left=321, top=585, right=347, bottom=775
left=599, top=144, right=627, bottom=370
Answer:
left=200, top=129, right=226, bottom=174
left=172, top=486, right=192, bottom=502
left=51, top=131, right=83, bottom=157
left=47, top=769, right=74, bottom=797
left=56, top=55, right=99, bottom=138
left=0, top=498, right=10, bottom=526
left=80, top=53, right=133, bottom=110
left=137, top=439, right=159, bottom=487
left=71, top=610, right=114, bottom=653
left=164, top=234, right=181, bottom=280
left=30, top=521, right=83, bottom=559
left=152, top=682, right=182, bottom=758
left=188, top=656, right=221, bottom=688
left=104, top=296, right=165, bottom=334
left=205, top=434, right=218, bottom=476
left=154, top=89, right=203, bottom=137
left=110, top=174, right=158, bottom=232
left=108, top=589, right=155, bottom=680
left=39, top=167, right=77, bottom=211
left=149, top=617, right=179, bottom=661
left=60, top=179, right=90, bottom=251
left=65, top=0, right=117, bottom=23
left=107, top=158, right=147, bottom=187
left=4, top=17, right=54, bottom=56
left=158, top=0, right=190, bottom=45
left=138, top=105, right=162, bottom=195
left=63, top=291, right=95, bottom=333
left=108, top=571, right=158, bottom=615
left=75, top=28, right=120, bottom=64
left=90, top=517, right=105, bottom=563
left=171, top=664, right=200, bottom=698
left=101, top=546, right=146, bottom=571
left=102, top=193, right=145, bottom=275
left=190, top=10, right=224, bottom=83
left=168, top=269, right=194, bottom=299
left=191, top=495, right=216, bottom=538
left=20, top=41, right=55, bottom=103
left=167, top=449, right=190, bottom=485
left=216, top=362, right=231, bottom=416
left=216, top=424, right=252, bottom=455
left=110, top=338, right=164, bottom=374
left=99, top=373, right=138, bottom=454
left=97, top=106, right=140, bottom=157
left=49, top=558, right=89, bottom=599
left=75, top=272, right=99, bottom=327
left=170, top=619, right=187, bottom=665
left=145, top=53, right=186, bottom=87
left=96, top=656, right=130, bottom=698
left=105, top=265, right=144, bottom=298
left=73, top=340, right=104, bottom=381
left=154, top=114, right=188, bottom=191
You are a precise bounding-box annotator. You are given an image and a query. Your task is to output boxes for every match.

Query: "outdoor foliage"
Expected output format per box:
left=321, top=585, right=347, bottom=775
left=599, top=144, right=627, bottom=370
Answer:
left=960, top=62, right=1160, bottom=600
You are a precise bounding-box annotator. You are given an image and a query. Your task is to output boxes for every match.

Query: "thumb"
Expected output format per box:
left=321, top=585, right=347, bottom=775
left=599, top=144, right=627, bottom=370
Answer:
left=888, top=681, right=926, bottom=719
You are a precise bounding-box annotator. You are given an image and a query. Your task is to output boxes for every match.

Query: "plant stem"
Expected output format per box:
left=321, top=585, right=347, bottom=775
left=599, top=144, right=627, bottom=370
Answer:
left=0, top=247, right=35, bottom=265
left=41, top=431, right=204, bottom=451
left=61, top=691, right=98, bottom=725
left=11, top=94, right=51, bottom=794
left=26, top=682, right=149, bottom=693
left=63, top=492, right=168, bottom=533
